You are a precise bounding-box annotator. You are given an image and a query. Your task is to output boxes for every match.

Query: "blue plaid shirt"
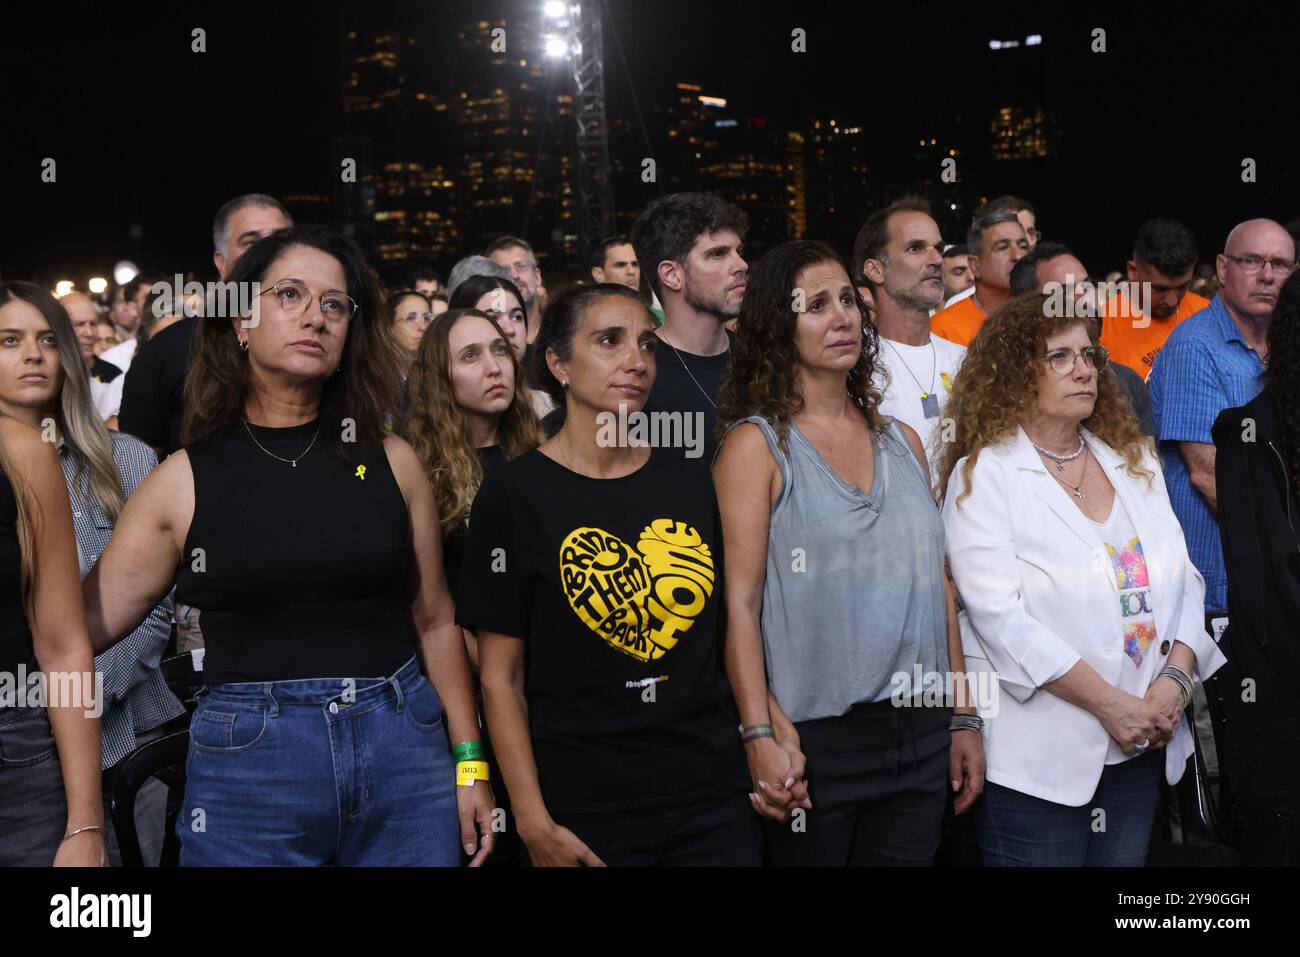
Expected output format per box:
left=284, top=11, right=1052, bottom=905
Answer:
left=59, top=431, right=184, bottom=769
left=1148, top=294, right=1266, bottom=611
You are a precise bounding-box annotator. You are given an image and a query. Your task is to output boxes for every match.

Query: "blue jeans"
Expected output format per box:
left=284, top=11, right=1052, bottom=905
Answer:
left=180, top=655, right=459, bottom=866
left=977, top=750, right=1161, bottom=866
left=0, top=704, right=67, bottom=866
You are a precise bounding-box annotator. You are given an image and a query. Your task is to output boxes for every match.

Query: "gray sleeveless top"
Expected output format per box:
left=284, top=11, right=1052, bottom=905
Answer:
left=733, top=415, right=949, bottom=722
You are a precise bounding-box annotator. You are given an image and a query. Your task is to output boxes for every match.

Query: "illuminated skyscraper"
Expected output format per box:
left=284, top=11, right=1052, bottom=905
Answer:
left=340, top=3, right=458, bottom=273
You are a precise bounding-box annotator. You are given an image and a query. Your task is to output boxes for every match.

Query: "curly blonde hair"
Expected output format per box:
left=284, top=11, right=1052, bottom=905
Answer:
left=936, top=293, right=1153, bottom=507
left=405, top=309, right=541, bottom=537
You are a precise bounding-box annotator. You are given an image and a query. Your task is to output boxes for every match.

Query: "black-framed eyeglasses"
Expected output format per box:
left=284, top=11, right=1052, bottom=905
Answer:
left=1044, top=345, right=1108, bottom=375
left=1225, top=254, right=1296, bottom=276
left=259, top=279, right=357, bottom=324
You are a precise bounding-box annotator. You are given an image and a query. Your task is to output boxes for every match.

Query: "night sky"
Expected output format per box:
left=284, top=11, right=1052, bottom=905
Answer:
left=3, top=0, right=1298, bottom=284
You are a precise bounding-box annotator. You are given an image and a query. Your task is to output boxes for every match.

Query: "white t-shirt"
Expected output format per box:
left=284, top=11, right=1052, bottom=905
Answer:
left=90, top=376, right=121, bottom=421
left=100, top=338, right=138, bottom=374
left=874, top=335, right=966, bottom=489
left=1089, top=496, right=1161, bottom=764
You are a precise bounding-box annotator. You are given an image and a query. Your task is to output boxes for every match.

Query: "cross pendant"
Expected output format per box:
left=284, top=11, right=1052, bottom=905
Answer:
left=1055, top=462, right=1066, bottom=473
left=1073, top=488, right=1085, bottom=499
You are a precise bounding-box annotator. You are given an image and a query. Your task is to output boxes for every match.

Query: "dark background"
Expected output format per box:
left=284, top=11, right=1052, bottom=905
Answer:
left=2, top=0, right=1297, bottom=284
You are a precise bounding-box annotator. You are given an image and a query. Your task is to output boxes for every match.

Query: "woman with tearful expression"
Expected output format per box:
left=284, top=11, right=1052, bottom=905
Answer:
left=714, top=240, right=982, bottom=867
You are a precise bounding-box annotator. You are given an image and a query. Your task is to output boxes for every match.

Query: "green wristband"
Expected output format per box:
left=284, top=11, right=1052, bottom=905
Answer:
left=453, top=741, right=484, bottom=762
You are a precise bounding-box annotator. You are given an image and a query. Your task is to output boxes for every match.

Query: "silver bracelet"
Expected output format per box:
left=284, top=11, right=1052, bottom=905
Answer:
left=63, top=824, right=105, bottom=841
left=1158, top=666, right=1193, bottom=707
left=949, top=714, right=984, bottom=733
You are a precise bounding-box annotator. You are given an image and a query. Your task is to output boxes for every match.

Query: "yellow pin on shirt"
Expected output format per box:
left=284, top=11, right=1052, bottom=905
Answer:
left=355, top=465, right=367, bottom=480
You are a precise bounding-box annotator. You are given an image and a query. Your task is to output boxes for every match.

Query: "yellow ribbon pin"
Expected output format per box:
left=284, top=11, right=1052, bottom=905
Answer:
left=355, top=465, right=366, bottom=480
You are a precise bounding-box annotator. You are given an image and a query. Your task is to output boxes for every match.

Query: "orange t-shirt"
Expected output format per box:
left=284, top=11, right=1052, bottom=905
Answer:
left=930, top=295, right=987, bottom=347
left=1100, top=291, right=1209, bottom=379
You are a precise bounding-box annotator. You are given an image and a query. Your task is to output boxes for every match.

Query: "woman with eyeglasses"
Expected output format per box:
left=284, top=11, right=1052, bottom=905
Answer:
left=81, top=225, right=495, bottom=866
left=937, top=293, right=1225, bottom=866
left=389, top=289, right=435, bottom=372
left=449, top=275, right=554, bottom=418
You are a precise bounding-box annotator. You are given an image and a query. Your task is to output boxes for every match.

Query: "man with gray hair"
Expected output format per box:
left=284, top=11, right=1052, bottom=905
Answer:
left=930, top=209, right=1029, bottom=346
left=446, top=254, right=511, bottom=297
left=1149, top=217, right=1297, bottom=613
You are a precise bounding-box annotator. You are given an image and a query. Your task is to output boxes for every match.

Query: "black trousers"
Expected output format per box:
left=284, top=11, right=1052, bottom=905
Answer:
left=1226, top=719, right=1300, bottom=866
left=551, top=790, right=761, bottom=867
left=765, top=700, right=951, bottom=867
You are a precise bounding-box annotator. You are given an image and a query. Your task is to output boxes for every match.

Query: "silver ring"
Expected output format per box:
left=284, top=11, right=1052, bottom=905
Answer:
left=1135, top=738, right=1150, bottom=752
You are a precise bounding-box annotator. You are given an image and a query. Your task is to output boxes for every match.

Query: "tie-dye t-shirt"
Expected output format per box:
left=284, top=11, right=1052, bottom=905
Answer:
left=1090, top=497, right=1160, bottom=764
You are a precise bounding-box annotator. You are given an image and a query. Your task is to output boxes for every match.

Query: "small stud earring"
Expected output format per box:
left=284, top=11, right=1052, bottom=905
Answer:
left=238, top=338, right=248, bottom=351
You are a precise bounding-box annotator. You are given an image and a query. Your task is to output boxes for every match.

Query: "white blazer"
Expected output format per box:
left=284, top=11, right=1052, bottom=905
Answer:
left=943, top=426, right=1227, bottom=806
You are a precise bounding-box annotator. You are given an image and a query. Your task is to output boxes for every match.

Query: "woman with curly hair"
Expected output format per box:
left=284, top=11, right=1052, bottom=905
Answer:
left=714, top=240, right=984, bottom=866
left=939, top=292, right=1226, bottom=866
left=404, top=307, right=541, bottom=662
left=1213, top=270, right=1300, bottom=865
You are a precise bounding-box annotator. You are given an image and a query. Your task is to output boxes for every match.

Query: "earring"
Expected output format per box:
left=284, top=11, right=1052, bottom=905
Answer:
left=561, top=380, right=569, bottom=389
left=238, top=338, right=248, bottom=351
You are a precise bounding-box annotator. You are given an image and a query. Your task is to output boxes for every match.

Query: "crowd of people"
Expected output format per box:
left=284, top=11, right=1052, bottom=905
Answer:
left=1, top=184, right=1297, bottom=868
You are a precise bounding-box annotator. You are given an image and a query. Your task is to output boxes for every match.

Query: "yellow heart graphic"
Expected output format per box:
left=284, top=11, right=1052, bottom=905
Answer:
left=560, top=520, right=715, bottom=661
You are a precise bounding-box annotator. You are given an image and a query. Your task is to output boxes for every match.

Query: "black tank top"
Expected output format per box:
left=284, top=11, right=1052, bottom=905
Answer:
left=0, top=469, right=34, bottom=676
left=176, top=420, right=419, bottom=683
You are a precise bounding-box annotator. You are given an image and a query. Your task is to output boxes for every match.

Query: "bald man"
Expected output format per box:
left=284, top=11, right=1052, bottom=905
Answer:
left=61, top=292, right=123, bottom=420
left=1148, top=218, right=1297, bottom=612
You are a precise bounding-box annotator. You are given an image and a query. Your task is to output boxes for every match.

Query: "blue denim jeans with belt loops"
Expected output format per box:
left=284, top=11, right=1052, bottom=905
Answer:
left=180, top=655, right=460, bottom=866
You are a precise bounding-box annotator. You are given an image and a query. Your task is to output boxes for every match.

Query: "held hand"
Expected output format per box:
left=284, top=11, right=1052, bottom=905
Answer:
left=776, top=734, right=813, bottom=810
left=1143, top=676, right=1186, bottom=748
left=744, top=736, right=806, bottom=822
left=53, top=830, right=109, bottom=867
left=456, top=782, right=497, bottom=867
left=519, top=819, right=606, bottom=867
left=1098, top=689, right=1174, bottom=755
left=948, top=729, right=986, bottom=815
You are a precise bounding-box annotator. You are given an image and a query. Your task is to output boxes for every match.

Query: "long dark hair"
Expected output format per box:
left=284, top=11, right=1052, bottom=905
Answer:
left=1268, top=271, right=1300, bottom=489
left=182, top=225, right=403, bottom=457
left=716, top=240, right=885, bottom=450
left=448, top=274, right=527, bottom=316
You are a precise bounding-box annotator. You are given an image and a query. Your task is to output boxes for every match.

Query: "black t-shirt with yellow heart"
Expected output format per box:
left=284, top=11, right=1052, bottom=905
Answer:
left=456, top=445, right=748, bottom=815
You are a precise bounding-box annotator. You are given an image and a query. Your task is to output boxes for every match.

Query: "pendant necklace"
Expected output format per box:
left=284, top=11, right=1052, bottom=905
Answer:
left=243, top=419, right=320, bottom=468
left=1031, top=432, right=1085, bottom=473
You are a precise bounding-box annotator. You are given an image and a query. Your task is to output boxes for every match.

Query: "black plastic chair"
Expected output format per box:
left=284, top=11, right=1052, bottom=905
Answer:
left=160, top=650, right=205, bottom=713
left=108, top=729, right=190, bottom=867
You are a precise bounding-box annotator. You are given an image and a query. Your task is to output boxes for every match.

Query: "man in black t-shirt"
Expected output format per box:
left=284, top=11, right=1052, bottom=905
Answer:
left=119, top=193, right=292, bottom=456
left=631, top=193, right=749, bottom=463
